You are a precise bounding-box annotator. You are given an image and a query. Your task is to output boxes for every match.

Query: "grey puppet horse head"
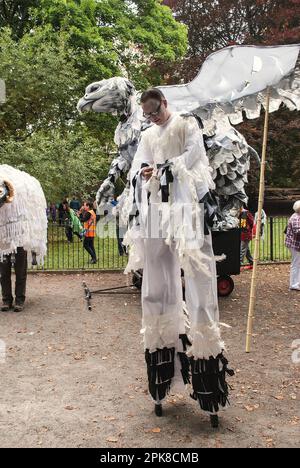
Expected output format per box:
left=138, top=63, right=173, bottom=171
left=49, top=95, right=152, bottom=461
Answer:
left=0, top=178, right=14, bottom=208
left=77, top=77, right=136, bottom=117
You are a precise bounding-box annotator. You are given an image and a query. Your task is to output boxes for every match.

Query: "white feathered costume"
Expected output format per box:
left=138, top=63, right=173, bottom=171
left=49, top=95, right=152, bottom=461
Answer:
left=0, top=165, right=47, bottom=264
left=124, top=111, right=233, bottom=413
left=77, top=44, right=299, bottom=416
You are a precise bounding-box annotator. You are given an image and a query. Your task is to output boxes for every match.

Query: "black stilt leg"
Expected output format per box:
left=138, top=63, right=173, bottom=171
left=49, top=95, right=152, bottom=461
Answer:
left=210, top=414, right=219, bottom=428
left=154, top=404, right=163, bottom=417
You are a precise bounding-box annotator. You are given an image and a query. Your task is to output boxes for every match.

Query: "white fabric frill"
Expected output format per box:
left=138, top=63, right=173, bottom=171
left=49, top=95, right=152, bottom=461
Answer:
left=141, top=302, right=190, bottom=354
left=186, top=322, right=227, bottom=360
left=123, top=222, right=144, bottom=274
left=0, top=165, right=47, bottom=264
left=141, top=301, right=228, bottom=360
left=165, top=155, right=213, bottom=277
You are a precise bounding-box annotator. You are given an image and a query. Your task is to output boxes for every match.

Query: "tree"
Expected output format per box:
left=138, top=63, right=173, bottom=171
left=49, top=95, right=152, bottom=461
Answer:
left=0, top=0, right=39, bottom=38
left=162, top=0, right=285, bottom=80
left=163, top=0, right=300, bottom=190
left=0, top=1, right=188, bottom=200
left=1, top=0, right=187, bottom=87
left=262, top=0, right=300, bottom=44
left=0, top=28, right=84, bottom=140
left=0, top=129, right=111, bottom=201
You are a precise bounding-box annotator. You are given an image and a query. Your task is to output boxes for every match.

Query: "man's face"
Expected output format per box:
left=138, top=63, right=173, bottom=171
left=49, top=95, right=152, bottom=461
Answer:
left=142, top=98, right=170, bottom=126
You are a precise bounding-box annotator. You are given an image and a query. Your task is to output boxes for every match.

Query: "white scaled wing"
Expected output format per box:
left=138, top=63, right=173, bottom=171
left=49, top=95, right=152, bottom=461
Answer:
left=158, top=44, right=300, bottom=125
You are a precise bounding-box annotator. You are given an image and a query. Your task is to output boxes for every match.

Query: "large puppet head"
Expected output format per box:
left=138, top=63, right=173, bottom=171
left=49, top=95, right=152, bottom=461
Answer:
left=0, top=178, right=14, bottom=208
left=77, top=77, right=136, bottom=117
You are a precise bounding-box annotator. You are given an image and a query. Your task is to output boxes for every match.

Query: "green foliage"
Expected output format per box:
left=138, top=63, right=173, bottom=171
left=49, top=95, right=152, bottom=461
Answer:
left=0, top=0, right=187, bottom=201
left=0, top=27, right=83, bottom=140
left=0, top=1, right=40, bottom=38
left=2, top=0, right=187, bottom=85
left=0, top=129, right=111, bottom=201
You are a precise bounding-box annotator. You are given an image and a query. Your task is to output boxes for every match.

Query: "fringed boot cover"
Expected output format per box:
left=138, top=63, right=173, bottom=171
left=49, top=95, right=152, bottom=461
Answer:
left=177, top=334, right=192, bottom=385
left=190, top=353, right=234, bottom=413
left=145, top=334, right=193, bottom=402
left=145, top=347, right=175, bottom=402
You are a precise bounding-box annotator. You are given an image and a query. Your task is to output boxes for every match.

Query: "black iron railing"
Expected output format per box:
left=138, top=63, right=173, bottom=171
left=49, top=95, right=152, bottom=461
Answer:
left=32, top=216, right=291, bottom=271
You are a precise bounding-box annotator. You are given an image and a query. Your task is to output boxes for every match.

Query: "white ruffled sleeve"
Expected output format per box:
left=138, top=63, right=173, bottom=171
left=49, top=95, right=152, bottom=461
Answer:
left=174, top=117, right=208, bottom=170
left=130, top=131, right=154, bottom=177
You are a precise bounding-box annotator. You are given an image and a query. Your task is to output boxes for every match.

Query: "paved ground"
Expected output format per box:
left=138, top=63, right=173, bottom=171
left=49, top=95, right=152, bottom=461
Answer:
left=0, top=265, right=299, bottom=448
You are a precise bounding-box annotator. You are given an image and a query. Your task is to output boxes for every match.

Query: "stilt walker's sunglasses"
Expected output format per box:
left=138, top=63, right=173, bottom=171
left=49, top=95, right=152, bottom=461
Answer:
left=143, top=102, right=162, bottom=119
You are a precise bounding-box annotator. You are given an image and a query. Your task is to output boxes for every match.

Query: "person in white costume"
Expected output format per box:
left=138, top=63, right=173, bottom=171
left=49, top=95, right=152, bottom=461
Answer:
left=129, top=89, right=234, bottom=426
left=0, top=165, right=47, bottom=312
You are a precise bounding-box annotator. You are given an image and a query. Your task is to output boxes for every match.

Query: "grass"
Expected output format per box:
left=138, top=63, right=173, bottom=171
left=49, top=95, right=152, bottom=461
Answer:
left=36, top=223, right=128, bottom=271
left=33, top=217, right=291, bottom=271
left=248, top=216, right=291, bottom=263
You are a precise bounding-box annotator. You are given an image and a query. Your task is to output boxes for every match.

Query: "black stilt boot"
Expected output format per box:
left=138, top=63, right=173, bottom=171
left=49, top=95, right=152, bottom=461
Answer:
left=190, top=353, right=234, bottom=428
left=210, top=414, right=219, bottom=428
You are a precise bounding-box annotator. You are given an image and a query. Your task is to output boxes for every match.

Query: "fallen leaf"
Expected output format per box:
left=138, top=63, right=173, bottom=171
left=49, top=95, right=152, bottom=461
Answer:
left=106, top=437, right=118, bottom=443
left=242, top=402, right=259, bottom=411
left=74, top=355, right=84, bottom=361
left=104, top=416, right=116, bottom=421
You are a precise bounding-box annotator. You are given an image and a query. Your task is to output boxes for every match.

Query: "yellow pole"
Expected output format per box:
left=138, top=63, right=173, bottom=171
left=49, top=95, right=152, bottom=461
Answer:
left=245, top=88, right=271, bottom=353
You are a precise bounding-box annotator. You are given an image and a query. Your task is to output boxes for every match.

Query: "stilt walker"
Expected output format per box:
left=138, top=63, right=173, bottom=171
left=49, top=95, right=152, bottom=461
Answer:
left=126, top=89, right=233, bottom=426
left=77, top=44, right=300, bottom=425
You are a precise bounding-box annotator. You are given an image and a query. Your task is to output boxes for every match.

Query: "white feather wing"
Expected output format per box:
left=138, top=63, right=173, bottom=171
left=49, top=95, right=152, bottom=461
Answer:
left=158, top=44, right=300, bottom=125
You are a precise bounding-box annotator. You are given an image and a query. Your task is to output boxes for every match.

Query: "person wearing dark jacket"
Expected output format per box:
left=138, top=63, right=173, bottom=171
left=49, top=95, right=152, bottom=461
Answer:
left=70, top=197, right=81, bottom=212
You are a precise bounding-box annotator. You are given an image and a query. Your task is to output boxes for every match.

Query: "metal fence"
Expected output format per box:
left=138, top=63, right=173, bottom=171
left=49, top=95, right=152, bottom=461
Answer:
left=249, top=216, right=290, bottom=263
left=32, top=216, right=290, bottom=271
left=36, top=221, right=128, bottom=271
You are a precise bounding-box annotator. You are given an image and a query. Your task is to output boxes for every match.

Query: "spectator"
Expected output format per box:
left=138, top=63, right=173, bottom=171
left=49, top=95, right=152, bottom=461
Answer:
left=63, top=201, right=84, bottom=243
left=58, top=201, right=65, bottom=226
left=254, top=208, right=267, bottom=240
left=70, top=196, right=81, bottom=212
left=79, top=201, right=97, bottom=264
left=285, top=200, right=300, bottom=291
left=50, top=203, right=57, bottom=223
left=240, top=204, right=254, bottom=267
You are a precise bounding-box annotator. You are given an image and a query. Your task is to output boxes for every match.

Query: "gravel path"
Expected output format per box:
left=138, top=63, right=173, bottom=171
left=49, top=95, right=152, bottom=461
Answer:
left=0, top=265, right=299, bottom=448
